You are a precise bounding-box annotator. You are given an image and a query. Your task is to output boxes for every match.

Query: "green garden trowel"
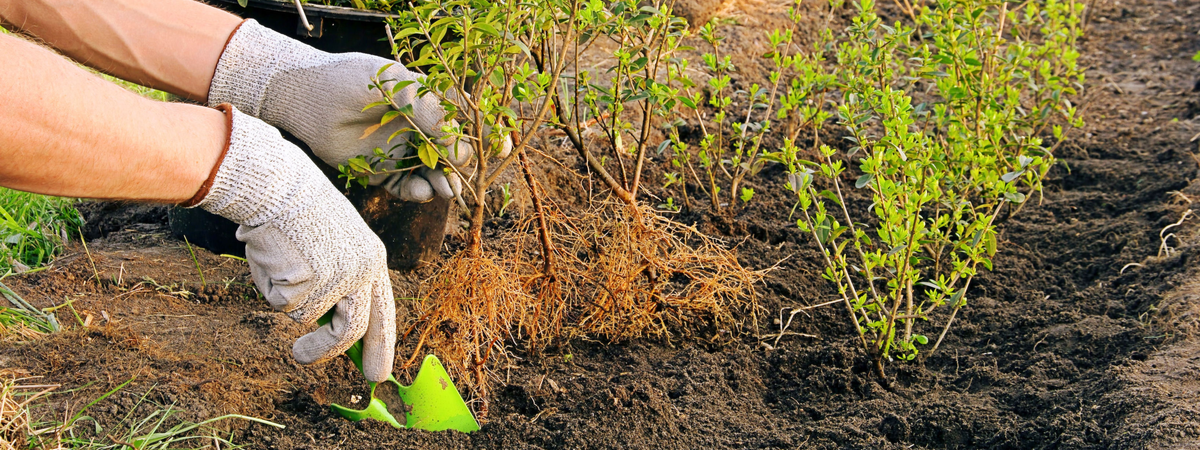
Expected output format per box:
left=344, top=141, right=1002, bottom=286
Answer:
left=318, top=314, right=480, bottom=433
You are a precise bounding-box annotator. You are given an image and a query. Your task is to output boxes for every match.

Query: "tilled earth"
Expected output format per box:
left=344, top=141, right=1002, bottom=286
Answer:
left=5, top=0, right=1200, bottom=447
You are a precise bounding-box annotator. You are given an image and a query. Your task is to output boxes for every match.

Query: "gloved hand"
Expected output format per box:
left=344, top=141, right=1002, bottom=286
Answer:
left=186, top=104, right=396, bottom=382
left=207, top=19, right=471, bottom=203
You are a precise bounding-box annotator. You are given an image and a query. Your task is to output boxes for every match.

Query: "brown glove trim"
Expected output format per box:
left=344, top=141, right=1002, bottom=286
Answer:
left=221, top=19, right=250, bottom=58
left=180, top=103, right=235, bottom=207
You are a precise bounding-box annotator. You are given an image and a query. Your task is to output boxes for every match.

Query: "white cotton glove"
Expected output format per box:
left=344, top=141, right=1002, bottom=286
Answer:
left=187, top=105, right=395, bottom=382
left=207, top=19, right=474, bottom=203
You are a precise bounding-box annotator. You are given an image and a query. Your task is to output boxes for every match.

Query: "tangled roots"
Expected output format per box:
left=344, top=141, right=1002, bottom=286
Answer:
left=401, top=202, right=764, bottom=416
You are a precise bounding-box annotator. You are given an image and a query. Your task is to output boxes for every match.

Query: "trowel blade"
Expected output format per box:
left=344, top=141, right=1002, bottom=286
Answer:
left=396, top=355, right=480, bottom=432
left=317, top=311, right=479, bottom=432
left=331, top=339, right=480, bottom=433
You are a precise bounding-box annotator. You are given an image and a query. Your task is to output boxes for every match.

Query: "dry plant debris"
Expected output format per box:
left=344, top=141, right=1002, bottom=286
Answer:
left=400, top=203, right=764, bottom=416
left=0, top=371, right=58, bottom=450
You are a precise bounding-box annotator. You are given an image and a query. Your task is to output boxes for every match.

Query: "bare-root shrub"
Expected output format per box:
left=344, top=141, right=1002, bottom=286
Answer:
left=552, top=203, right=763, bottom=342
left=397, top=254, right=533, bottom=416
left=404, top=201, right=764, bottom=417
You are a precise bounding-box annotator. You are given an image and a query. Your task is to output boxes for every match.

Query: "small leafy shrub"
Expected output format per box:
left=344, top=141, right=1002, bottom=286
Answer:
left=775, top=0, right=1083, bottom=371
left=662, top=16, right=795, bottom=211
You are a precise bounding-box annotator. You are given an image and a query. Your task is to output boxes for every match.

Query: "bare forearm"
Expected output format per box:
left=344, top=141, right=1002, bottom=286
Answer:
left=0, top=0, right=240, bottom=101
left=0, top=34, right=225, bottom=202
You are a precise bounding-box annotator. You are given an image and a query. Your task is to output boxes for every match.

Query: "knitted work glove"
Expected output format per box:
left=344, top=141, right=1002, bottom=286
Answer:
left=187, top=104, right=396, bottom=382
left=208, top=19, right=471, bottom=203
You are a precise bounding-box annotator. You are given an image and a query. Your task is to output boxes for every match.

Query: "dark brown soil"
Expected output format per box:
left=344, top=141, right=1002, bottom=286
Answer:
left=6, top=0, right=1200, bottom=448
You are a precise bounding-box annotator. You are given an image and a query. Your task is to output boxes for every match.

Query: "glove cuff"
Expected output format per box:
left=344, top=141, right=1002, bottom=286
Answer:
left=191, top=104, right=326, bottom=227
left=181, top=104, right=235, bottom=208
left=208, top=19, right=324, bottom=116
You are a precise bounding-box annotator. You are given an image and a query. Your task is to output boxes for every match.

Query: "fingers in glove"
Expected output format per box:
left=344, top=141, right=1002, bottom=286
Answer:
left=438, top=126, right=474, bottom=167
left=292, top=294, right=370, bottom=366
left=420, top=167, right=455, bottom=199
left=495, top=132, right=514, bottom=159
left=448, top=171, right=463, bottom=197
left=386, top=173, right=434, bottom=203
left=480, top=125, right=514, bottom=159
left=360, top=273, right=397, bottom=383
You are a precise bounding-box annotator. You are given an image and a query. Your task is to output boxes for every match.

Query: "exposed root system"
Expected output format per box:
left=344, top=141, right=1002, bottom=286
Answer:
left=403, top=202, right=764, bottom=415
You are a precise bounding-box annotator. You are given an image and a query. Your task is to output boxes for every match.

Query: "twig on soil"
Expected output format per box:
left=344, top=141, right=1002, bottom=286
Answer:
left=1158, top=209, right=1193, bottom=257
left=1120, top=263, right=1143, bottom=274
left=773, top=299, right=841, bottom=347
left=760, top=331, right=818, bottom=341
left=80, top=235, right=100, bottom=284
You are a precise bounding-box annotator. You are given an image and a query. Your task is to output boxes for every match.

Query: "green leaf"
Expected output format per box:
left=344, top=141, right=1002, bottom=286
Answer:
left=390, top=80, right=417, bottom=95
left=917, top=281, right=941, bottom=291
left=348, top=156, right=373, bottom=174
left=656, top=140, right=673, bottom=155
left=950, top=289, right=966, bottom=307
left=380, top=111, right=401, bottom=126
left=855, top=174, right=874, bottom=189
left=913, top=334, right=929, bottom=345
left=475, top=23, right=502, bottom=37
left=488, top=69, right=506, bottom=89
left=817, top=190, right=842, bottom=206
left=376, top=63, right=395, bottom=79
left=1000, top=170, right=1024, bottom=183
left=386, top=127, right=414, bottom=144
left=740, top=187, right=755, bottom=203
left=392, top=27, right=423, bottom=41
left=361, top=100, right=391, bottom=112
left=417, top=142, right=439, bottom=169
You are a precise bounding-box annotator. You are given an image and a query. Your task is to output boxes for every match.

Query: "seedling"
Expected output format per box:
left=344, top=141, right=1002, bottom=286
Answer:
left=498, top=183, right=513, bottom=218
left=337, top=0, right=762, bottom=411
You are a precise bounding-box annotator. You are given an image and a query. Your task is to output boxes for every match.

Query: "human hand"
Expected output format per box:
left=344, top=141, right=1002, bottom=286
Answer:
left=188, top=104, right=395, bottom=382
left=208, top=20, right=487, bottom=203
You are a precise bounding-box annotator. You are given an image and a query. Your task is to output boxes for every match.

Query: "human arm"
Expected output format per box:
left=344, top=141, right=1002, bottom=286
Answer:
left=0, top=32, right=222, bottom=201
left=0, top=33, right=396, bottom=382
left=0, top=0, right=481, bottom=202
left=0, top=0, right=240, bottom=102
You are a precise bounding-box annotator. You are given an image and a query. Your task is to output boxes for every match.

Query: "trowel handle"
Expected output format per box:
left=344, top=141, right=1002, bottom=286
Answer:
left=316, top=310, right=367, bottom=375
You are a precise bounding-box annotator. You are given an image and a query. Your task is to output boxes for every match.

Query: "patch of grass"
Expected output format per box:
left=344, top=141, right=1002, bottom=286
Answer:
left=0, top=188, right=82, bottom=274
left=99, top=74, right=173, bottom=103
left=20, top=381, right=284, bottom=450
left=0, top=306, right=55, bottom=341
left=0, top=276, right=61, bottom=342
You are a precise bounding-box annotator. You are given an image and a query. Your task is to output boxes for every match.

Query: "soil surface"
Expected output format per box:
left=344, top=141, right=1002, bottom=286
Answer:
left=6, top=0, right=1200, bottom=448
